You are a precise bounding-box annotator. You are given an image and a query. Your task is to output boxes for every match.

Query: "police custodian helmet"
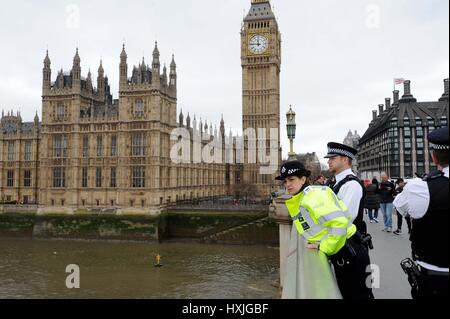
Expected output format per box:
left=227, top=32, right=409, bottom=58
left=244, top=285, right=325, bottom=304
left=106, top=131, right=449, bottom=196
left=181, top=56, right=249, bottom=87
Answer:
left=275, top=161, right=311, bottom=181
left=428, top=126, right=449, bottom=150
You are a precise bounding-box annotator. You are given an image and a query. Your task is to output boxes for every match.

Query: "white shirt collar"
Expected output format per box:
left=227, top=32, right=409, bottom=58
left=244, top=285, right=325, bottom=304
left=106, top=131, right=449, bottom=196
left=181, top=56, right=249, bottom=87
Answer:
left=335, top=168, right=355, bottom=184
left=443, top=166, right=449, bottom=178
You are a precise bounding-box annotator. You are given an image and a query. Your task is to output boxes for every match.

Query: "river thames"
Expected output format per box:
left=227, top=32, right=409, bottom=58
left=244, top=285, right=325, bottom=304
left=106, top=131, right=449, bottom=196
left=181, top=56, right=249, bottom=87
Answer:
left=0, top=238, right=279, bottom=299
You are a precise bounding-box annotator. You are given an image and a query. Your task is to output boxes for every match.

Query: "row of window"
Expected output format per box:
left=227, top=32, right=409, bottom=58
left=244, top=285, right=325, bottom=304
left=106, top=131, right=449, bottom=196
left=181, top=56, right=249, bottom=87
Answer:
left=391, top=116, right=447, bottom=128
left=5, top=170, right=32, bottom=187
left=6, top=141, right=34, bottom=161
left=248, top=21, right=270, bottom=29
left=51, top=198, right=149, bottom=208
left=360, top=124, right=443, bottom=160
left=4, top=133, right=173, bottom=161
left=2, top=195, right=33, bottom=204
left=2, top=168, right=142, bottom=189
left=55, top=99, right=148, bottom=120
left=53, top=134, right=145, bottom=158
left=53, top=167, right=146, bottom=189
left=4, top=167, right=225, bottom=189
left=361, top=117, right=448, bottom=152
left=53, top=167, right=222, bottom=189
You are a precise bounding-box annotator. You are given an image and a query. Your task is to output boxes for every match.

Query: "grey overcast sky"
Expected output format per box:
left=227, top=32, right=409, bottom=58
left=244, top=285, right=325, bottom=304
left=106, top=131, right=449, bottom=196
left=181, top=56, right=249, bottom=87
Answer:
left=0, top=0, right=448, bottom=164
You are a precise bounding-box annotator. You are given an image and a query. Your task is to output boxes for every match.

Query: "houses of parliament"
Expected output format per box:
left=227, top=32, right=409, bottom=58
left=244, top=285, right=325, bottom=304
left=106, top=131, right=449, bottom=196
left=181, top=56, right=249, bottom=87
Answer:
left=0, top=0, right=281, bottom=213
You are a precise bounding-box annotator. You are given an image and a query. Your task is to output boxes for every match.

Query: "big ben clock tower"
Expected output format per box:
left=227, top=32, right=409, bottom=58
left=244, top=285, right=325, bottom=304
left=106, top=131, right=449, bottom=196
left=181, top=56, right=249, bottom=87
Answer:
left=241, top=0, right=281, bottom=196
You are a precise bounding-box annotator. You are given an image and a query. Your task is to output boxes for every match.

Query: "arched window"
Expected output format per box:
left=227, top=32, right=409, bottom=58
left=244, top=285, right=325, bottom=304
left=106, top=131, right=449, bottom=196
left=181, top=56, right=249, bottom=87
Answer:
left=134, top=99, right=144, bottom=116
left=57, top=103, right=65, bottom=119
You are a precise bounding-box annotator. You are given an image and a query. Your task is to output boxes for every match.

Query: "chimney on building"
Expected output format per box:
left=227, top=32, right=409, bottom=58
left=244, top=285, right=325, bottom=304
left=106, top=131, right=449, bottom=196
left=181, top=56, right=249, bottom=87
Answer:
left=439, top=78, right=449, bottom=102
left=385, top=98, right=391, bottom=109
left=400, top=80, right=417, bottom=102
left=378, top=104, right=384, bottom=115
left=372, top=110, right=377, bottom=121
left=393, top=90, right=400, bottom=105
left=404, top=81, right=411, bottom=95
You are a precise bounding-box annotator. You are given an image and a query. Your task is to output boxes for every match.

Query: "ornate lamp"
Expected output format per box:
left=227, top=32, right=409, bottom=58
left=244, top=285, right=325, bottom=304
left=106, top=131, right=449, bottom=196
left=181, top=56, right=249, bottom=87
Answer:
left=286, top=105, right=297, bottom=161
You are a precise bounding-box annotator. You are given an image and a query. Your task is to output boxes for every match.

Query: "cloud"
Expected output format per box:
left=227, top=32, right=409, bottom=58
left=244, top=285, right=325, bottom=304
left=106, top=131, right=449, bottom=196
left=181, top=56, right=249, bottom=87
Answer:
left=0, top=0, right=448, bottom=167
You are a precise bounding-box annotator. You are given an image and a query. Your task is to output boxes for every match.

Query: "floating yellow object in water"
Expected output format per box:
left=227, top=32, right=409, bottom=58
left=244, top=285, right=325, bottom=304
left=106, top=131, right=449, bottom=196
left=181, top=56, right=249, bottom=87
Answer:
left=154, top=254, right=163, bottom=267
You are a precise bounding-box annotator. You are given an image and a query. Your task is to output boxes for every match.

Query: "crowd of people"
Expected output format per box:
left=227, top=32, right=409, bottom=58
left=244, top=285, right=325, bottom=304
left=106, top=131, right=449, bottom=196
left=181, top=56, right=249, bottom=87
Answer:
left=360, top=176, right=411, bottom=235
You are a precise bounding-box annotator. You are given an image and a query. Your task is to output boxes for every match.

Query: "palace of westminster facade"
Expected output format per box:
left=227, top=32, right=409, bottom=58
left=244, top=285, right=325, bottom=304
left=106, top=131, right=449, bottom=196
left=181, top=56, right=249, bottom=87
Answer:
left=0, top=0, right=281, bottom=213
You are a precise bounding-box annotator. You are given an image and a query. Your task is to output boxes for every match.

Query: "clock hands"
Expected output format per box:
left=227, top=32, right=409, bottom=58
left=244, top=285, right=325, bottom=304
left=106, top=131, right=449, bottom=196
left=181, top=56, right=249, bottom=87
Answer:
left=250, top=35, right=267, bottom=53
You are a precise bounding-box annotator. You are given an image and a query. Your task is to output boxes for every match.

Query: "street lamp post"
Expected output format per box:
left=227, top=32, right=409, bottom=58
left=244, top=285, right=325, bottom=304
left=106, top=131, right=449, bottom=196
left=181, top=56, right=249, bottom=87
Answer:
left=272, top=104, right=298, bottom=291
left=286, top=105, right=297, bottom=161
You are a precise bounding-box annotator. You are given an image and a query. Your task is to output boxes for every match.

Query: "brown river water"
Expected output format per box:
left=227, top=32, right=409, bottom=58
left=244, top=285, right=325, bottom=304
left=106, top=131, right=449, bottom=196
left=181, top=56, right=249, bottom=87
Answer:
left=0, top=238, right=279, bottom=299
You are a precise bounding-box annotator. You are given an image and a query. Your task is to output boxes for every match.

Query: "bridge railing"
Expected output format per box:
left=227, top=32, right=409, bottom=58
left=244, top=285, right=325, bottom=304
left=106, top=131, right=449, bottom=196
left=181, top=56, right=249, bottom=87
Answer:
left=282, top=225, right=342, bottom=299
left=0, top=204, right=39, bottom=213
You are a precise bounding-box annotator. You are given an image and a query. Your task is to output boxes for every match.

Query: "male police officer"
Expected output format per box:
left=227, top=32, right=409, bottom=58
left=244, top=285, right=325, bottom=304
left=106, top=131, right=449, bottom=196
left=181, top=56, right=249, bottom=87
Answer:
left=394, top=126, right=449, bottom=299
left=325, top=142, right=367, bottom=235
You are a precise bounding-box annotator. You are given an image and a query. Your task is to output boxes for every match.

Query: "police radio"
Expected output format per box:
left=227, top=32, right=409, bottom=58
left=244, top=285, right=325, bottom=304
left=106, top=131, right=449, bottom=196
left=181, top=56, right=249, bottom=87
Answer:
left=400, top=258, right=422, bottom=290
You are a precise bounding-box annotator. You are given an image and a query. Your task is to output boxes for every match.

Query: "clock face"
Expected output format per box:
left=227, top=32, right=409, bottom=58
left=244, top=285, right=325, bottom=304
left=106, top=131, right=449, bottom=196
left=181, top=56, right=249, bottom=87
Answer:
left=249, top=34, right=268, bottom=55
left=3, top=122, right=17, bottom=133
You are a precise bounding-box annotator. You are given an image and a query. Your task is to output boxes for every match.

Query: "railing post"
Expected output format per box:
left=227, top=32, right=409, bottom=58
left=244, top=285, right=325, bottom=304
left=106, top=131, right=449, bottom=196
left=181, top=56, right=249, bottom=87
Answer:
left=283, top=227, right=342, bottom=299
left=272, top=194, right=292, bottom=290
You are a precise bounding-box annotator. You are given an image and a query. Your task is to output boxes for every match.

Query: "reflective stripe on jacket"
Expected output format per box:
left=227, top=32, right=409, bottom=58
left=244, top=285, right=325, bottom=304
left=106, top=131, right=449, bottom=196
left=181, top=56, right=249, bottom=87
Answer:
left=285, top=186, right=357, bottom=256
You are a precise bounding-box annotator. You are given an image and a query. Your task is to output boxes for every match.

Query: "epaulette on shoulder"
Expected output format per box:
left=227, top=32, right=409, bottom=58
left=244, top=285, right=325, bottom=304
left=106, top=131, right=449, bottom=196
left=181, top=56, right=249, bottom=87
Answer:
left=301, top=186, right=331, bottom=207
left=423, top=170, right=445, bottom=181
left=303, top=185, right=329, bottom=195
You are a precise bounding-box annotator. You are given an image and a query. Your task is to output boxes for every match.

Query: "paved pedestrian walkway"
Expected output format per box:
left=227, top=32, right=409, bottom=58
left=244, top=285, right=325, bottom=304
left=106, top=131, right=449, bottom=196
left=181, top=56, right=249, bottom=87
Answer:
left=365, top=211, right=412, bottom=299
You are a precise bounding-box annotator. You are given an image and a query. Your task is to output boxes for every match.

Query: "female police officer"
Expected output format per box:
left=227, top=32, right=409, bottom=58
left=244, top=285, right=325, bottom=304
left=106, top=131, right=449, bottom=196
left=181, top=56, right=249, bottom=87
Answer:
left=276, top=160, right=374, bottom=299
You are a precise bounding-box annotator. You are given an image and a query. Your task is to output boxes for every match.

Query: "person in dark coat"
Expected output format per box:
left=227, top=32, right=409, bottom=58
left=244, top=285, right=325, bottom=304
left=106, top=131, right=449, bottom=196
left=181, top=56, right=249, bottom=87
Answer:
left=378, top=174, right=396, bottom=232
left=364, top=178, right=380, bottom=223
left=393, top=178, right=412, bottom=235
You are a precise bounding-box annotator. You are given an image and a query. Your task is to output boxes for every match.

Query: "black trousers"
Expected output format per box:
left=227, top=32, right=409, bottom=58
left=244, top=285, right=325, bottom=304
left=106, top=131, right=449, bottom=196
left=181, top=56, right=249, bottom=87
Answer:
left=330, top=234, right=375, bottom=299
left=396, top=212, right=412, bottom=232
left=412, top=268, right=449, bottom=299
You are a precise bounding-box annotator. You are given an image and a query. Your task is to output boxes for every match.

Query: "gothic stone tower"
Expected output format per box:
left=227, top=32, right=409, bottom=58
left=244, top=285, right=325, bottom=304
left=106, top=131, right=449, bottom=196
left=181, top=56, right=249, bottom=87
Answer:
left=241, top=0, right=281, bottom=196
left=118, top=42, right=178, bottom=208
left=40, top=48, right=114, bottom=209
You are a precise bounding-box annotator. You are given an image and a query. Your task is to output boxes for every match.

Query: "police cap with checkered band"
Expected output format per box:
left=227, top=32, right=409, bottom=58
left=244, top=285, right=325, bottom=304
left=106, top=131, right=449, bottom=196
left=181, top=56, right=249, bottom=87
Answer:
left=324, top=142, right=358, bottom=160
left=428, top=126, right=449, bottom=151
left=275, top=161, right=311, bottom=181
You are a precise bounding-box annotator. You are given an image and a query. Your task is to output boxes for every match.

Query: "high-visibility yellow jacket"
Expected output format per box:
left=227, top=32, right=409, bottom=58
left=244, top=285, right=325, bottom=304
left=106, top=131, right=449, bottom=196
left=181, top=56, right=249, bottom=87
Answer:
left=285, top=186, right=357, bottom=256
